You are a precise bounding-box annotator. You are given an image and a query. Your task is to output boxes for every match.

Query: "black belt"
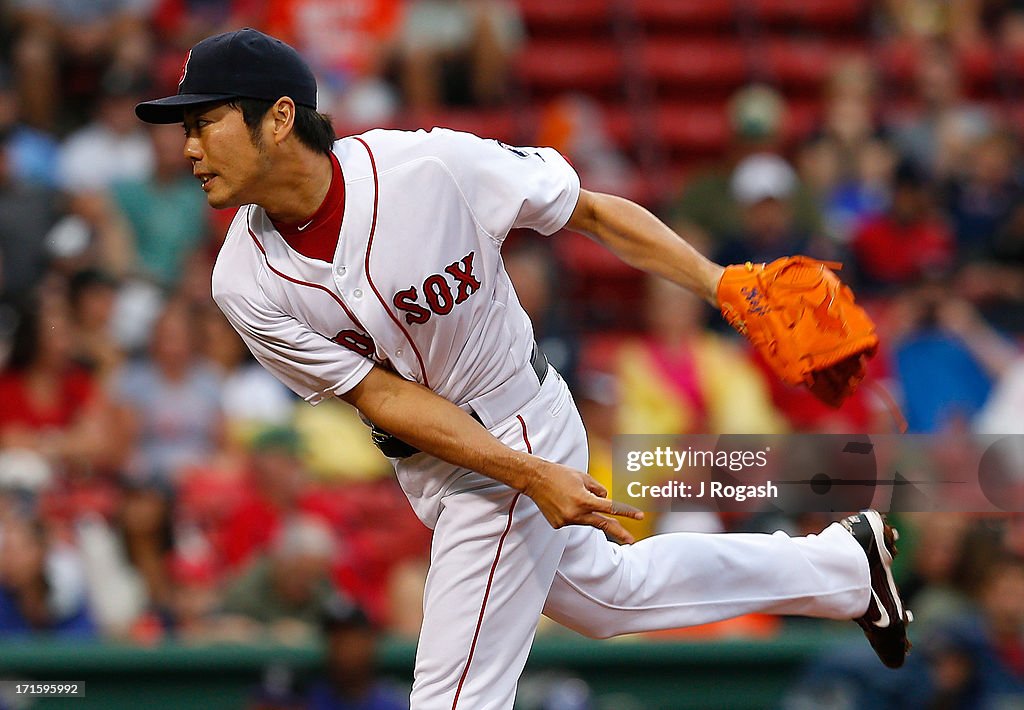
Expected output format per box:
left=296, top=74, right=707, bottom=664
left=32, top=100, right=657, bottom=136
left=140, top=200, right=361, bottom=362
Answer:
left=371, top=343, right=549, bottom=459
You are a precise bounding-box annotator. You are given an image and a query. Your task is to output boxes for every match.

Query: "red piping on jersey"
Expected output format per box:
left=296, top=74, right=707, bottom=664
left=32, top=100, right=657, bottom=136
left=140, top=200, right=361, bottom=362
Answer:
left=452, top=491, right=522, bottom=709
left=353, top=136, right=431, bottom=389
left=246, top=209, right=364, bottom=329
left=516, top=415, right=533, bottom=454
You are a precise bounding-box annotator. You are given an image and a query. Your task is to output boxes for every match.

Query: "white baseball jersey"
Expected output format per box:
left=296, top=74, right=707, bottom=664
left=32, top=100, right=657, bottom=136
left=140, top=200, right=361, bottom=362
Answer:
left=212, top=128, right=580, bottom=525
left=212, top=126, right=875, bottom=710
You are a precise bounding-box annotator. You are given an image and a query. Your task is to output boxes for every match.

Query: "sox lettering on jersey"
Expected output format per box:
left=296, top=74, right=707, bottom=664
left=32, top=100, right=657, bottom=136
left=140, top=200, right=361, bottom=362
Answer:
left=393, top=251, right=481, bottom=325
left=446, top=252, right=482, bottom=302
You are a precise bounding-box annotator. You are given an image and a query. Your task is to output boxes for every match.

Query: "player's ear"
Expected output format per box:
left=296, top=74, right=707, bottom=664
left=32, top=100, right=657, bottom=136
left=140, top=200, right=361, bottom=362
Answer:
left=269, top=97, right=296, bottom=145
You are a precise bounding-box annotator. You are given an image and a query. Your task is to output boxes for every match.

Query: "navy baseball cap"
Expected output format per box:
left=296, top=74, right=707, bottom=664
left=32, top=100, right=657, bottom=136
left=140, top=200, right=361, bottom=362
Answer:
left=135, top=28, right=317, bottom=124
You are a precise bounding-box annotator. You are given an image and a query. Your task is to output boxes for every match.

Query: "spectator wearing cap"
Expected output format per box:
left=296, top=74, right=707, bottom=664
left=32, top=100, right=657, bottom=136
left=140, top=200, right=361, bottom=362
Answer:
left=666, top=84, right=824, bottom=245
left=852, top=159, right=954, bottom=293
left=211, top=426, right=428, bottom=625
left=722, top=151, right=884, bottom=431
left=306, top=594, right=408, bottom=710
left=220, top=515, right=340, bottom=645
left=713, top=153, right=823, bottom=268
left=217, top=426, right=328, bottom=572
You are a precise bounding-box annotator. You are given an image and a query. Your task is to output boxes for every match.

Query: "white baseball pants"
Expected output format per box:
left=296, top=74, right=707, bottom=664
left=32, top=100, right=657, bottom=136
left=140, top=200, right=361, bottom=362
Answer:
left=408, top=371, right=871, bottom=710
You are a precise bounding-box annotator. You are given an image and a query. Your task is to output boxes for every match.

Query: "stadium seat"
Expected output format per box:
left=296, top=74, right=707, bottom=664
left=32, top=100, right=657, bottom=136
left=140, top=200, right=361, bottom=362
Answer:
left=600, top=103, right=638, bottom=150
left=553, top=232, right=645, bottom=331
left=749, top=0, right=868, bottom=31
left=881, top=41, right=1000, bottom=98
left=517, top=41, right=625, bottom=93
left=580, top=331, right=631, bottom=372
left=632, top=0, right=737, bottom=30
left=956, top=43, right=1000, bottom=98
left=876, top=41, right=921, bottom=89
left=516, top=0, right=615, bottom=35
left=639, top=39, right=749, bottom=91
left=1005, top=46, right=1024, bottom=80
left=758, top=40, right=866, bottom=90
left=554, top=229, right=639, bottom=276
left=782, top=100, right=821, bottom=145
left=652, top=103, right=731, bottom=156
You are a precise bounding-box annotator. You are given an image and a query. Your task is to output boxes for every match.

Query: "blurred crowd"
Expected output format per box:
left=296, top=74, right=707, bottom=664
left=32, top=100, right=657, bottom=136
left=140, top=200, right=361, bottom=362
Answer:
left=0, top=0, right=1022, bottom=708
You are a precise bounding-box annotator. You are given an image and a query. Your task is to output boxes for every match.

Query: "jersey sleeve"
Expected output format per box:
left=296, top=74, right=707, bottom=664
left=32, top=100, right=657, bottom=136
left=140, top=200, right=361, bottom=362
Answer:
left=215, top=289, right=374, bottom=405
left=430, top=129, right=581, bottom=239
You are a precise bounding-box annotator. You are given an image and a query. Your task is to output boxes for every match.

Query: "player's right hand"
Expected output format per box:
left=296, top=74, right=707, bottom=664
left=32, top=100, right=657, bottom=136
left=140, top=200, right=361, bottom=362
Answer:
left=523, top=463, right=643, bottom=544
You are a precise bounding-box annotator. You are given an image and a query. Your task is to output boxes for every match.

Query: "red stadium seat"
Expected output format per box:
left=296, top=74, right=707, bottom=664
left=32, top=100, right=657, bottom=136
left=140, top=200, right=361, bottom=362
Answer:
left=750, top=0, right=868, bottom=31
left=600, top=103, right=638, bottom=149
left=580, top=332, right=631, bottom=372
left=957, top=43, right=999, bottom=98
left=782, top=100, right=822, bottom=145
left=881, top=41, right=999, bottom=98
left=517, top=41, right=625, bottom=92
left=759, top=40, right=866, bottom=90
left=516, top=0, right=615, bottom=33
left=633, top=0, right=737, bottom=30
left=877, top=41, right=921, bottom=88
left=653, top=103, right=731, bottom=156
left=553, top=232, right=645, bottom=330
left=1004, top=101, right=1024, bottom=130
left=640, top=39, right=749, bottom=91
left=554, top=229, right=640, bottom=276
left=1005, top=46, right=1024, bottom=79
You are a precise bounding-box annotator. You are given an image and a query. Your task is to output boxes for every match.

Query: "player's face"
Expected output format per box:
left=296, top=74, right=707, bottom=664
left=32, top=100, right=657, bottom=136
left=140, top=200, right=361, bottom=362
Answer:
left=182, top=104, right=271, bottom=209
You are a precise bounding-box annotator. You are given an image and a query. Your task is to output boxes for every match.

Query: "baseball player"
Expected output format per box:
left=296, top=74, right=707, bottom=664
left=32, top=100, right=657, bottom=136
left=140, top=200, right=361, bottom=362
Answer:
left=136, top=29, right=911, bottom=710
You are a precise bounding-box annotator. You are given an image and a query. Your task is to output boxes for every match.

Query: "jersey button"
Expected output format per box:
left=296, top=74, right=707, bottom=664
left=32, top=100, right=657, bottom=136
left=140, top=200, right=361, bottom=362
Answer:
left=353, top=288, right=363, bottom=299
left=396, top=349, right=403, bottom=357
left=335, top=265, right=346, bottom=277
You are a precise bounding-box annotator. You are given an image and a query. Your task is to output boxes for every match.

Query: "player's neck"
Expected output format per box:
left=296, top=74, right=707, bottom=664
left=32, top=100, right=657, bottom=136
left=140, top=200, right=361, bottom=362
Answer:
left=259, top=149, right=334, bottom=225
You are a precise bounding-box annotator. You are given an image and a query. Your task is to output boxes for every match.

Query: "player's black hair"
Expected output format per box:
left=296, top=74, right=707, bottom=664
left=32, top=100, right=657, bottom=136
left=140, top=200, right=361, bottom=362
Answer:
left=229, top=97, right=336, bottom=155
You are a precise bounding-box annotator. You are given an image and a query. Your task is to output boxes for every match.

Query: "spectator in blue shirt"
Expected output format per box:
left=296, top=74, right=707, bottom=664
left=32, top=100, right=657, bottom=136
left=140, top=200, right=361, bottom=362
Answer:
left=0, top=516, right=95, bottom=637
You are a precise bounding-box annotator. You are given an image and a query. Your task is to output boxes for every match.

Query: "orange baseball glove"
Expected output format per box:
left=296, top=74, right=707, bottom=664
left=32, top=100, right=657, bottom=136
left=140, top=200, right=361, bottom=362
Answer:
left=717, top=256, right=878, bottom=407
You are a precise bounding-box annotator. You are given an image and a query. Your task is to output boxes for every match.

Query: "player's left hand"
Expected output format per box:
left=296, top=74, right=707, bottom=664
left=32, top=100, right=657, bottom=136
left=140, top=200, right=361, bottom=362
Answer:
left=523, top=463, right=644, bottom=544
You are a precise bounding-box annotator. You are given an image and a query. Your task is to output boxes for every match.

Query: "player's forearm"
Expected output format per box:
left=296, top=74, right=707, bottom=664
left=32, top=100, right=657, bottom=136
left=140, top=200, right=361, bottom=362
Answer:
left=342, top=368, right=543, bottom=492
left=567, top=189, right=724, bottom=306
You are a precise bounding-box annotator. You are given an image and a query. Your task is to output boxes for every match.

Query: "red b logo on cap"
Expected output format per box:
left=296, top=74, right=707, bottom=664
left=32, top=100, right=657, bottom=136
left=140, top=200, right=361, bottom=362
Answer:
left=178, top=49, right=192, bottom=87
